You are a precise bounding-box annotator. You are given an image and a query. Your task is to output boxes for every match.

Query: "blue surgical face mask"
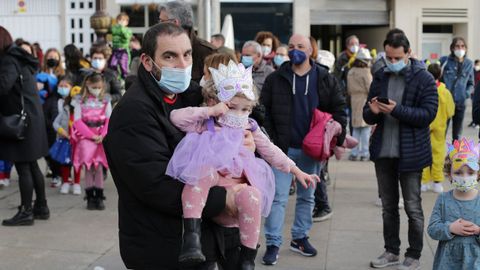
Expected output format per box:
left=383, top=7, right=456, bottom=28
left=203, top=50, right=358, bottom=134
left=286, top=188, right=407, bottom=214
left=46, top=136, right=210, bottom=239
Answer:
left=273, top=55, right=286, bottom=67
left=91, top=59, right=106, bottom=70
left=150, top=58, right=192, bottom=94
left=288, top=49, right=307, bottom=65
left=386, top=58, right=407, bottom=73
left=241, top=56, right=254, bottom=68
left=57, top=87, right=70, bottom=97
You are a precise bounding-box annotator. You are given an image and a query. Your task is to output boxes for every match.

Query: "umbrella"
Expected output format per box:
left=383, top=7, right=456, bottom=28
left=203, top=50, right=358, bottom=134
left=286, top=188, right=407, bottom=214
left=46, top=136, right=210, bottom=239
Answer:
left=221, top=14, right=235, bottom=50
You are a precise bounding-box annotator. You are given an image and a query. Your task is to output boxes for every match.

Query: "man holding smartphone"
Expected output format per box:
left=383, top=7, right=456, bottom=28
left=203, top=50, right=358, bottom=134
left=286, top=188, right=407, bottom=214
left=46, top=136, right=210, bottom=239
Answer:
left=363, top=29, right=438, bottom=270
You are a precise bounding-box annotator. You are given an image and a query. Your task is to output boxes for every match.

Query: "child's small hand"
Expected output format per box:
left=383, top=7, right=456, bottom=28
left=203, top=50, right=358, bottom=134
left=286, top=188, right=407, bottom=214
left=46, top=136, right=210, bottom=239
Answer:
left=208, top=102, right=229, bottom=117
left=291, top=166, right=320, bottom=189
left=459, top=219, right=480, bottom=235
left=450, top=219, right=476, bottom=236
left=94, top=135, right=103, bottom=144
left=225, top=184, right=247, bottom=217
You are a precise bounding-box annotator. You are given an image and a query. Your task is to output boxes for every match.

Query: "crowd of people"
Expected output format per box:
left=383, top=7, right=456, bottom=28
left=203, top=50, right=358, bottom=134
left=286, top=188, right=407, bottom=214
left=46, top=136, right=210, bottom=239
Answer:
left=1, top=0, right=480, bottom=269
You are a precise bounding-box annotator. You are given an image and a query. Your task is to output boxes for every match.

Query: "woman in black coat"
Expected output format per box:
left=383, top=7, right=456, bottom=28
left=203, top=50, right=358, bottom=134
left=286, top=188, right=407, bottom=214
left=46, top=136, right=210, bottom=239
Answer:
left=0, top=27, right=50, bottom=226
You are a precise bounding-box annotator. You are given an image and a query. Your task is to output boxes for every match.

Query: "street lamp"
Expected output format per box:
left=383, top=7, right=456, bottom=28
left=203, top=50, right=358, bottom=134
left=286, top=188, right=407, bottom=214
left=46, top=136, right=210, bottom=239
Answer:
left=90, top=0, right=112, bottom=44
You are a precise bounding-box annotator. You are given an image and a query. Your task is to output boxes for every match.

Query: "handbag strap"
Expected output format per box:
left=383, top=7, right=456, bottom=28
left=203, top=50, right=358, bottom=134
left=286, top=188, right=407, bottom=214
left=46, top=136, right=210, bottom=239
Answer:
left=18, top=74, right=25, bottom=114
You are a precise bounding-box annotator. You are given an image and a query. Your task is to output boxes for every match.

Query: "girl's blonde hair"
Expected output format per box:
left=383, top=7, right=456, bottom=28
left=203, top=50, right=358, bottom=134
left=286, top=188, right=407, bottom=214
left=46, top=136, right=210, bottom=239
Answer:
left=80, top=72, right=106, bottom=102
left=42, top=48, right=65, bottom=77
left=202, top=53, right=258, bottom=106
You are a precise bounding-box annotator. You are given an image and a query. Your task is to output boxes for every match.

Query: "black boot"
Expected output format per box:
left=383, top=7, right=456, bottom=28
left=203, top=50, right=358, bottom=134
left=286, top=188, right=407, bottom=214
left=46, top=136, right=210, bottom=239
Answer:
left=2, top=205, right=34, bottom=226
left=95, top=188, right=105, bottom=210
left=33, top=199, right=50, bottom=220
left=85, top=188, right=96, bottom=210
left=178, top=218, right=206, bottom=267
left=239, top=245, right=258, bottom=270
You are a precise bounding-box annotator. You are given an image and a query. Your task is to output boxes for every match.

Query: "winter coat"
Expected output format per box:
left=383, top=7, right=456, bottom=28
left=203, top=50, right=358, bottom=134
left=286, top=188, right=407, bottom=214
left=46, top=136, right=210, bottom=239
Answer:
left=253, top=60, right=275, bottom=92
left=363, top=59, right=438, bottom=172
left=191, top=33, right=217, bottom=83
left=0, top=45, right=48, bottom=162
left=103, top=64, right=241, bottom=269
left=261, top=61, right=347, bottom=154
left=440, top=55, right=474, bottom=104
left=102, top=68, right=123, bottom=104
left=347, top=67, right=372, bottom=128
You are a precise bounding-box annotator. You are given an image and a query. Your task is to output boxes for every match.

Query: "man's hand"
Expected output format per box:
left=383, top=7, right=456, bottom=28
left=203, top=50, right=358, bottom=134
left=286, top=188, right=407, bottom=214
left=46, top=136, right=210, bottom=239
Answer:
left=208, top=102, right=229, bottom=117
left=243, top=130, right=256, bottom=152
left=368, top=97, right=381, bottom=115
left=225, top=184, right=247, bottom=217
left=377, top=99, right=397, bottom=114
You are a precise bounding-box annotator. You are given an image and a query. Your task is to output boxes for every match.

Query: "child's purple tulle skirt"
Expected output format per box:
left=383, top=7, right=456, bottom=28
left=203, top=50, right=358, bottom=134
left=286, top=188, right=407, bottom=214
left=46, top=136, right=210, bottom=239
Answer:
left=166, top=127, right=275, bottom=216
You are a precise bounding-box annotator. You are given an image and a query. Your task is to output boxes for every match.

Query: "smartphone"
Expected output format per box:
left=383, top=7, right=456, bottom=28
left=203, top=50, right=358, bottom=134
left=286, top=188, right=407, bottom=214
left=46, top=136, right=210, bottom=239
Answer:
left=377, top=97, right=390, bottom=105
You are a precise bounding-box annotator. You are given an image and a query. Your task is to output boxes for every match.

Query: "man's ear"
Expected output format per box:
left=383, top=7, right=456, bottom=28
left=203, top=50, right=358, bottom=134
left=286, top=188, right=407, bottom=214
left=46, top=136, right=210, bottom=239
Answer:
left=141, top=53, right=153, bottom=72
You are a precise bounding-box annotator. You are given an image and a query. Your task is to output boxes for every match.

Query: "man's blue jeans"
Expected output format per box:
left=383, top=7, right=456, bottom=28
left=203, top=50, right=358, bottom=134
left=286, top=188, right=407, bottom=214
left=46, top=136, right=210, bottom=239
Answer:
left=264, top=148, right=320, bottom=247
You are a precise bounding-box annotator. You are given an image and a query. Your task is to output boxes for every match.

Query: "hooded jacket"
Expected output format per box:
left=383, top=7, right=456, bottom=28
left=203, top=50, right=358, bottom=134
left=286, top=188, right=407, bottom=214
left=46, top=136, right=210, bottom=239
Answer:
left=0, top=45, right=48, bottom=162
left=261, top=61, right=347, bottom=154
left=363, top=59, right=438, bottom=172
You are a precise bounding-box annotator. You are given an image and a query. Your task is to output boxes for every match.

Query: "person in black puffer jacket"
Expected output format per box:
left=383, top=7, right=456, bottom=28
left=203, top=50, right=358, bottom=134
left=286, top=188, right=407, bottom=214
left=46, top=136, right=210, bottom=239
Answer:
left=260, top=33, right=346, bottom=265
left=0, top=26, right=50, bottom=226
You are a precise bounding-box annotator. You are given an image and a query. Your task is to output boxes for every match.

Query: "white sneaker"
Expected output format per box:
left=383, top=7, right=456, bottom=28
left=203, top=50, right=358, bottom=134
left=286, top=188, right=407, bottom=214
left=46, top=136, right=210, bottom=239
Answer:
left=421, top=184, right=430, bottom=192
left=3, top=179, right=10, bottom=187
left=432, top=182, right=444, bottom=193
left=60, top=183, right=70, bottom=194
left=398, top=198, right=404, bottom=209
left=72, top=184, right=82, bottom=195
left=0, top=179, right=5, bottom=188
left=51, top=177, right=62, bottom=188
left=375, top=197, right=382, bottom=207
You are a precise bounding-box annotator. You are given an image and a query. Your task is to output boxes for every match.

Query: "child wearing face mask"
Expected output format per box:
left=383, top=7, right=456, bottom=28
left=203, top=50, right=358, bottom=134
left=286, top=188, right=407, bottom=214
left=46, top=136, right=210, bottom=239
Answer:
left=52, top=76, right=82, bottom=195
left=72, top=72, right=111, bottom=210
left=427, top=138, right=480, bottom=270
left=166, top=60, right=319, bottom=269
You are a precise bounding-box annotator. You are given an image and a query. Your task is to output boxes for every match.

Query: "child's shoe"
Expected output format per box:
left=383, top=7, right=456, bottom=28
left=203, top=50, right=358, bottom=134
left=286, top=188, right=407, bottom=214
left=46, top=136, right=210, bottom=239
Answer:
left=95, top=188, right=105, bottom=210
left=178, top=218, right=205, bottom=266
left=50, top=177, right=62, bottom=188
left=85, top=188, right=96, bottom=210
left=72, top=184, right=82, bottom=195
left=239, top=245, right=258, bottom=270
left=432, top=182, right=444, bottom=193
left=60, top=183, right=70, bottom=194
left=3, top=178, right=10, bottom=187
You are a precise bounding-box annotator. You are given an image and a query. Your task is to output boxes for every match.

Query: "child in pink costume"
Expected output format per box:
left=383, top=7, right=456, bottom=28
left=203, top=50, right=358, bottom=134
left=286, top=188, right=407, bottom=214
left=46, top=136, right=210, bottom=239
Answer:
left=72, top=72, right=111, bottom=210
left=166, top=61, right=319, bottom=269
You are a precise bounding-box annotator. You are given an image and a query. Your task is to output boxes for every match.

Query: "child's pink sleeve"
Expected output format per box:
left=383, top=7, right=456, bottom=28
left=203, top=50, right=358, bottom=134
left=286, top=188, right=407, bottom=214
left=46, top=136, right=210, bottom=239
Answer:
left=253, top=129, right=295, bottom=173
left=73, top=120, right=95, bottom=139
left=170, top=107, right=209, bottom=133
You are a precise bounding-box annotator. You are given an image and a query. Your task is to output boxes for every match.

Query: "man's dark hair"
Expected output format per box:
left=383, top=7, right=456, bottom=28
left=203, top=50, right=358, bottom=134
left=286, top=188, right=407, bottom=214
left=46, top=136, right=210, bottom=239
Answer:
left=142, top=23, right=186, bottom=58
left=449, top=37, right=467, bottom=55
left=427, top=63, right=442, bottom=80
left=383, top=28, right=410, bottom=53
left=211, top=34, right=225, bottom=45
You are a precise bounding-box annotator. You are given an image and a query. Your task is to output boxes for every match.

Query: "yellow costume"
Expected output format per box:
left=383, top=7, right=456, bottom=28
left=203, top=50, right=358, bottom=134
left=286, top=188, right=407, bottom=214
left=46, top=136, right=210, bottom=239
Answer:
left=422, top=82, right=455, bottom=183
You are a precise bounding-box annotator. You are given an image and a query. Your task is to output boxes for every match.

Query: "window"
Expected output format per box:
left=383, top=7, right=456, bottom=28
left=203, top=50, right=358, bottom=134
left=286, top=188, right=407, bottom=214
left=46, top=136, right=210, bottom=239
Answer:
left=80, top=1, right=84, bottom=9
left=91, top=33, right=95, bottom=43
left=71, top=1, right=75, bottom=9
left=148, top=5, right=160, bottom=26
left=71, top=33, right=75, bottom=43
left=79, top=18, right=83, bottom=29
left=71, top=19, right=75, bottom=29
left=80, top=33, right=83, bottom=43
left=88, top=1, right=93, bottom=9
left=121, top=5, right=146, bottom=27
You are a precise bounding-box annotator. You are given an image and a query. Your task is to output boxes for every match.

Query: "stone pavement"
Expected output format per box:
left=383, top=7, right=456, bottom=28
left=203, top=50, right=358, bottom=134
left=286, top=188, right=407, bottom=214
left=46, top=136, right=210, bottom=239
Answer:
left=0, top=104, right=476, bottom=270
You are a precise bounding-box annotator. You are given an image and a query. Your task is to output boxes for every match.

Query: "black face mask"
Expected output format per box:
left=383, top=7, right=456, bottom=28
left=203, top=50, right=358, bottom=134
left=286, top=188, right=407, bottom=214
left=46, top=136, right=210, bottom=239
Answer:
left=46, top=58, right=59, bottom=68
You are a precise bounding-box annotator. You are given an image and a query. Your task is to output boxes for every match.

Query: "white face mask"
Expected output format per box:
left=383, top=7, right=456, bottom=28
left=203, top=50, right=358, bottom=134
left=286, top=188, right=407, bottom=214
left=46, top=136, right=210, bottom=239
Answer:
left=475, top=66, right=480, bottom=72
left=452, top=175, right=478, bottom=192
left=454, top=49, right=466, bottom=59
left=92, top=59, right=106, bottom=70
left=262, top=46, right=272, bottom=56
left=217, top=111, right=249, bottom=129
left=88, top=87, right=102, bottom=97
left=350, top=45, right=359, bottom=54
